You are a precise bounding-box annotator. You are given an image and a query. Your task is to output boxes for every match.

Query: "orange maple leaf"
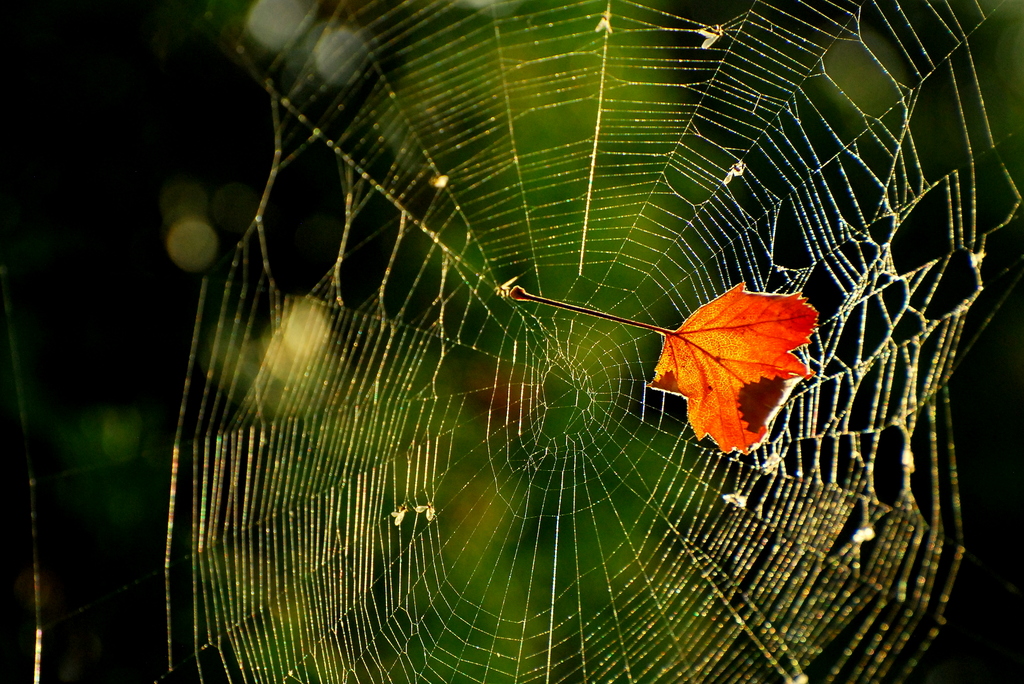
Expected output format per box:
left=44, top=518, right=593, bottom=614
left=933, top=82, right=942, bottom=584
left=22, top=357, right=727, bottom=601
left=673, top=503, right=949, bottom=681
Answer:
left=647, top=283, right=817, bottom=453
left=506, top=281, right=818, bottom=453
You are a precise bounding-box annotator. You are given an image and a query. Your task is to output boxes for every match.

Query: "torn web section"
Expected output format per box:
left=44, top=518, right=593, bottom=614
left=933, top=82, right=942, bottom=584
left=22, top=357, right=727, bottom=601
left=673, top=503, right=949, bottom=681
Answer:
left=169, top=1, right=1014, bottom=683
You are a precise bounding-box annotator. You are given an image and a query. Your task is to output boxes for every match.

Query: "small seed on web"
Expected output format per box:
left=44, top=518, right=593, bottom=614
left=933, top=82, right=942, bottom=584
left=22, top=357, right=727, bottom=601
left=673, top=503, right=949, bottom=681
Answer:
left=722, top=493, right=748, bottom=508
left=723, top=161, right=746, bottom=185
left=413, top=503, right=436, bottom=521
left=391, top=504, right=409, bottom=526
left=697, top=25, right=724, bottom=49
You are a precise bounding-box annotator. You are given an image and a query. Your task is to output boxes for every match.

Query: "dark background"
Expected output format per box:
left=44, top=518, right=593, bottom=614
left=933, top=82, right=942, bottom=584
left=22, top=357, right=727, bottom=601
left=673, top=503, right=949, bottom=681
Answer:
left=2, top=1, right=1022, bottom=682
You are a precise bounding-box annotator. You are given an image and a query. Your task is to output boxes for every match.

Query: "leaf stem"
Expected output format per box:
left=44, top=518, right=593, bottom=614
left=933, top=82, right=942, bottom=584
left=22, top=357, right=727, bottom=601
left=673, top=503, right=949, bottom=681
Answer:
left=506, top=285, right=674, bottom=336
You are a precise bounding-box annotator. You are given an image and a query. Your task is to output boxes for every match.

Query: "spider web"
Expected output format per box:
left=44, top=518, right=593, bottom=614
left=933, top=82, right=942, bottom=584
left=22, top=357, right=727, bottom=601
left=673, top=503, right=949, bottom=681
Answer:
left=166, top=1, right=1020, bottom=682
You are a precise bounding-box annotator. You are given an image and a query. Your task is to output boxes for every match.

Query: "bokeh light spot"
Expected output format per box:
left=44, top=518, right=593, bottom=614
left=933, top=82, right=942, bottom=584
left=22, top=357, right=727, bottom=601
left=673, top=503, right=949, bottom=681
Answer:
left=212, top=182, right=259, bottom=233
left=246, top=0, right=310, bottom=51
left=314, top=26, right=366, bottom=85
left=166, top=217, right=219, bottom=272
left=456, top=0, right=523, bottom=11
left=266, top=297, right=330, bottom=385
left=101, top=407, right=142, bottom=463
left=159, top=178, right=207, bottom=225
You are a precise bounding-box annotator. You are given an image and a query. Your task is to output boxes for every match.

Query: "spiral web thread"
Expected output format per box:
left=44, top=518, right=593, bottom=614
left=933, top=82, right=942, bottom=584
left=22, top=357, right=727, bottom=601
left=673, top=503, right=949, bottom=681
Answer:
left=169, top=1, right=1020, bottom=682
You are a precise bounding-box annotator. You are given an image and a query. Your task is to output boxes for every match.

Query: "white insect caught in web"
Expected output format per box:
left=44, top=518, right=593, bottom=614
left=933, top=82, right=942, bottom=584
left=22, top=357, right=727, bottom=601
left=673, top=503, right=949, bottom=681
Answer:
left=163, top=1, right=1019, bottom=683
